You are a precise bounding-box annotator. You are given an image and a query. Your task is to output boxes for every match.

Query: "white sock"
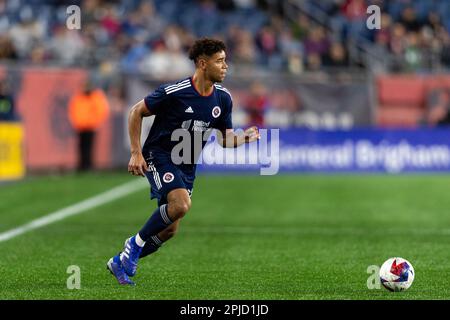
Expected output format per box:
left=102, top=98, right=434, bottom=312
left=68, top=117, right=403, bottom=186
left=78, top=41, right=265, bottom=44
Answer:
left=135, top=233, right=146, bottom=247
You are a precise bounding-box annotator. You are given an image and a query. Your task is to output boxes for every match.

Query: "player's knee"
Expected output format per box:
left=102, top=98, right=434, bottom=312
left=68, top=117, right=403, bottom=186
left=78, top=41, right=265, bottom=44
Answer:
left=177, top=199, right=191, bottom=218
left=169, top=199, right=191, bottom=220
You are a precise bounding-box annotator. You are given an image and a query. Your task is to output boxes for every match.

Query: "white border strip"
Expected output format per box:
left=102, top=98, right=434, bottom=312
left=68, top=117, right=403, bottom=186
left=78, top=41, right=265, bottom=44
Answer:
left=0, top=179, right=147, bottom=243
left=166, top=84, right=191, bottom=94
left=164, top=79, right=190, bottom=91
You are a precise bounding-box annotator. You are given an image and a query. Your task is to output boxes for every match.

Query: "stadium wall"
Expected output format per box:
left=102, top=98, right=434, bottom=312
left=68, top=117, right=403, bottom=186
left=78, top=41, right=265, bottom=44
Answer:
left=0, top=66, right=111, bottom=172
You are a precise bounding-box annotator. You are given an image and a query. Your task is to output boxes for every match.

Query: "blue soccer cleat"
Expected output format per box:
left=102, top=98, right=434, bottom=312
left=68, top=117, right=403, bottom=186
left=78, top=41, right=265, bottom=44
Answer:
left=106, top=254, right=135, bottom=286
left=121, top=236, right=142, bottom=277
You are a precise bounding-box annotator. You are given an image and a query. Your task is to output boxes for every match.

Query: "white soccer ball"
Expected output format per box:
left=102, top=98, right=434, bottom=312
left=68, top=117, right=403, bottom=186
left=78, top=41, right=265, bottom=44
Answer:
left=379, top=257, right=415, bottom=292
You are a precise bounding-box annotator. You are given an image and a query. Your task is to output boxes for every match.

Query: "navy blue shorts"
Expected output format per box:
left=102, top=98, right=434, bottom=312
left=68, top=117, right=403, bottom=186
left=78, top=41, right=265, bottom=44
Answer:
left=144, top=150, right=195, bottom=206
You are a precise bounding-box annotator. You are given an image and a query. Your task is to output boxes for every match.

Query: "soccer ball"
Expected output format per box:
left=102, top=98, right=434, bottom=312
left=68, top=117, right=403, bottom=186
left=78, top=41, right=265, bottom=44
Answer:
left=379, top=257, right=415, bottom=292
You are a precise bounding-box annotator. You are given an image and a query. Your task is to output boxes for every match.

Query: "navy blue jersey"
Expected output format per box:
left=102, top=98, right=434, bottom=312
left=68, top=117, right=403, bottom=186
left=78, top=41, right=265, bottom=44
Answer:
left=142, top=77, right=233, bottom=170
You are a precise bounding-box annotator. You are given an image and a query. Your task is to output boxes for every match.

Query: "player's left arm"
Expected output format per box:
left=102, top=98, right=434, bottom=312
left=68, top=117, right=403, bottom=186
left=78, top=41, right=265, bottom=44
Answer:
left=218, top=127, right=260, bottom=148
left=216, top=89, right=260, bottom=147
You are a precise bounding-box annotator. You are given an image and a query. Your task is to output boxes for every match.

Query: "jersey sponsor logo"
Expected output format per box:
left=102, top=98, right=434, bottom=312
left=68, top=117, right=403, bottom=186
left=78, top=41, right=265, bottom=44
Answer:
left=185, top=106, right=194, bottom=113
left=163, top=172, right=175, bottom=183
left=192, top=120, right=210, bottom=132
left=212, top=106, right=221, bottom=118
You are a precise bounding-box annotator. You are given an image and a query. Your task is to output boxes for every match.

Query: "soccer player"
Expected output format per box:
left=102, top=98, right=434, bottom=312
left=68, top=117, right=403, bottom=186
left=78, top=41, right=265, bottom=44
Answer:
left=107, top=38, right=260, bottom=285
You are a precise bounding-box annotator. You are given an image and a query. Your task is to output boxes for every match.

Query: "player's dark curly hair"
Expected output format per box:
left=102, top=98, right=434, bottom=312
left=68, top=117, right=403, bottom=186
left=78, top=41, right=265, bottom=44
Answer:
left=188, top=38, right=226, bottom=64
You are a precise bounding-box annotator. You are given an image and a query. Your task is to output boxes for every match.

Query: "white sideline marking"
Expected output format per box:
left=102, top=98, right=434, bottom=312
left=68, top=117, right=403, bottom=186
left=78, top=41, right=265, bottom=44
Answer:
left=0, top=179, right=147, bottom=243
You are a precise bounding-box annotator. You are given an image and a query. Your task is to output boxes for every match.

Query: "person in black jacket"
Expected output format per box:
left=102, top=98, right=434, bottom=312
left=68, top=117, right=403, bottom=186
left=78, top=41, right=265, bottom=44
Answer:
left=0, top=80, right=16, bottom=121
left=425, top=88, right=450, bottom=126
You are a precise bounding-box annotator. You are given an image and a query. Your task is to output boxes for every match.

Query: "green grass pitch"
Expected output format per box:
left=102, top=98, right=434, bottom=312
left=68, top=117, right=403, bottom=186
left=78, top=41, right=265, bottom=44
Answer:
left=1, top=172, right=450, bottom=299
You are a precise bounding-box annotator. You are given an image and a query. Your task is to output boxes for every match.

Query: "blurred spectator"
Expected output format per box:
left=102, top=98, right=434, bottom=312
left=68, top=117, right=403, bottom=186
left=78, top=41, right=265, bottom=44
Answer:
left=374, top=13, right=393, bottom=44
left=341, top=0, right=366, bottom=21
left=303, top=26, right=330, bottom=59
left=403, top=32, right=422, bottom=72
left=306, top=53, right=322, bottom=71
left=194, top=0, right=220, bottom=36
left=81, top=0, right=100, bottom=25
left=107, top=81, right=127, bottom=115
left=29, top=44, right=48, bottom=64
left=425, top=88, right=450, bottom=126
left=232, top=28, right=257, bottom=64
left=279, top=28, right=303, bottom=58
left=399, top=7, right=422, bottom=33
left=120, top=34, right=150, bottom=74
left=121, top=10, right=146, bottom=38
left=439, top=28, right=450, bottom=68
left=256, top=25, right=279, bottom=63
left=291, top=13, right=310, bottom=41
left=68, top=80, right=110, bottom=171
left=0, top=34, right=18, bottom=60
left=9, top=8, right=45, bottom=59
left=163, top=25, right=184, bottom=53
left=388, top=23, right=407, bottom=71
left=424, top=11, right=442, bottom=34
left=136, top=1, right=166, bottom=41
left=47, top=25, right=85, bottom=65
left=286, top=51, right=303, bottom=74
left=323, top=42, right=349, bottom=67
left=139, top=40, right=193, bottom=80
left=100, top=4, right=122, bottom=39
left=279, top=28, right=304, bottom=74
left=243, top=81, right=269, bottom=127
left=0, top=79, right=16, bottom=121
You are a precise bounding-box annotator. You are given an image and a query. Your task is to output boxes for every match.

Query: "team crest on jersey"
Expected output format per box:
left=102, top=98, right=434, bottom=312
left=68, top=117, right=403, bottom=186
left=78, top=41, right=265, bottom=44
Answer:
left=163, top=172, right=175, bottom=183
left=212, top=106, right=221, bottom=118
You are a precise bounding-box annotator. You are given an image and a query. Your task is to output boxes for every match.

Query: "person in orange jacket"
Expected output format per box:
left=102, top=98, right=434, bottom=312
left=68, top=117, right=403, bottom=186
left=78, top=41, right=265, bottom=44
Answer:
left=68, top=80, right=110, bottom=171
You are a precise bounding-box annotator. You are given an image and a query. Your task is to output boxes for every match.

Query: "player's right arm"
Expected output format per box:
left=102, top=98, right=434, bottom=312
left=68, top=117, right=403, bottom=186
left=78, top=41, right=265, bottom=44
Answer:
left=128, top=99, right=152, bottom=177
